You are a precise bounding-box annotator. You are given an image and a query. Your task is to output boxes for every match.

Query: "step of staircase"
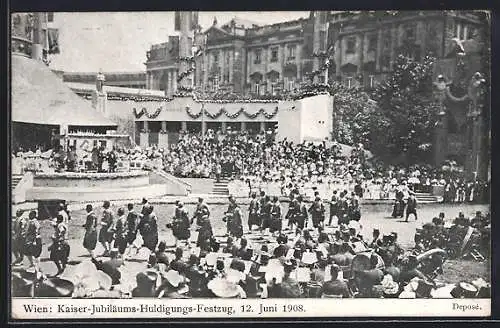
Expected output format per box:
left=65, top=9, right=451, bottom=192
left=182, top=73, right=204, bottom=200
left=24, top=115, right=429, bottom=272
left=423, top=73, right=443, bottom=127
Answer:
left=12, top=175, right=23, bottom=190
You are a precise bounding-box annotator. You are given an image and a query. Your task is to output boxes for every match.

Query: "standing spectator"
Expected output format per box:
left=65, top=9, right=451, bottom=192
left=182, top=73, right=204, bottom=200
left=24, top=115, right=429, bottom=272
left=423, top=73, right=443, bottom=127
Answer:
left=24, top=210, right=42, bottom=273
left=113, top=207, right=128, bottom=256
left=12, top=209, right=28, bottom=266
left=82, top=204, right=98, bottom=259
left=66, top=146, right=77, bottom=172
left=124, top=203, right=140, bottom=259
left=138, top=205, right=159, bottom=253
left=99, top=201, right=114, bottom=256
left=49, top=214, right=70, bottom=276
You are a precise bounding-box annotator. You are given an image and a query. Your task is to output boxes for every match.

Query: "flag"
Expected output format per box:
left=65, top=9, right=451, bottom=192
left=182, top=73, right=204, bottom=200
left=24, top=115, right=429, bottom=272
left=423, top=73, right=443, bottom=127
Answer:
left=174, top=12, right=181, bottom=31
left=47, top=28, right=60, bottom=54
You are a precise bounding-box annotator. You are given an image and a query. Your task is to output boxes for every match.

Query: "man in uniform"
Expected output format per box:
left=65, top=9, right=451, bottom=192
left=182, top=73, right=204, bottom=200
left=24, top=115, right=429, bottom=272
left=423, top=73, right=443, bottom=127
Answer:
left=309, top=195, right=326, bottom=229
left=171, top=202, right=191, bottom=247
left=260, top=195, right=273, bottom=232
left=192, top=197, right=210, bottom=227
left=329, top=190, right=339, bottom=226
left=227, top=199, right=243, bottom=240
left=248, top=192, right=260, bottom=232
left=270, top=196, right=282, bottom=233
left=405, top=191, right=418, bottom=222
left=224, top=195, right=238, bottom=235
left=296, top=195, right=309, bottom=230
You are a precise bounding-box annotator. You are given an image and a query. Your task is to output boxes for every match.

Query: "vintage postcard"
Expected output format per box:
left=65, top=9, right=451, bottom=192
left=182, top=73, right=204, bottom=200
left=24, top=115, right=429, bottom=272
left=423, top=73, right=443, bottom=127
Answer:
left=10, top=10, right=491, bottom=320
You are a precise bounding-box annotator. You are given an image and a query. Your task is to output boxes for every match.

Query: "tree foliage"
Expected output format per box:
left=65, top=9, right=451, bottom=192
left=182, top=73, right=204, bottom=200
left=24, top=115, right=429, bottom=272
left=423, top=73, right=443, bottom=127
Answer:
left=329, top=54, right=440, bottom=164
left=369, top=54, right=440, bottom=163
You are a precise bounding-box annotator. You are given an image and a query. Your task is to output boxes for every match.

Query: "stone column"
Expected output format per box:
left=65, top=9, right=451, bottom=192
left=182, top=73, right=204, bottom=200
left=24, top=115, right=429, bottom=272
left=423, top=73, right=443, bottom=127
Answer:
left=181, top=121, right=187, bottom=132
left=229, top=48, right=234, bottom=83
left=376, top=28, right=383, bottom=71
left=201, top=121, right=207, bottom=136
left=312, top=12, right=321, bottom=84
left=167, top=71, right=172, bottom=96
left=158, top=121, right=169, bottom=149
left=390, top=24, right=397, bottom=71
left=221, top=121, right=227, bottom=133
left=173, top=71, right=178, bottom=92
left=358, top=33, right=364, bottom=74
left=203, top=50, right=209, bottom=91
left=335, top=37, right=342, bottom=77
left=241, top=121, right=246, bottom=131
left=260, top=121, right=266, bottom=132
left=418, top=20, right=426, bottom=60
left=140, top=121, right=149, bottom=148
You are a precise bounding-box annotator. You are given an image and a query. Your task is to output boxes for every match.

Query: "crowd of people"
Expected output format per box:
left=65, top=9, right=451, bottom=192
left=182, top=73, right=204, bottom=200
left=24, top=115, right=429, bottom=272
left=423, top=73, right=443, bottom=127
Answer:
left=12, top=131, right=490, bottom=206
left=12, top=185, right=490, bottom=299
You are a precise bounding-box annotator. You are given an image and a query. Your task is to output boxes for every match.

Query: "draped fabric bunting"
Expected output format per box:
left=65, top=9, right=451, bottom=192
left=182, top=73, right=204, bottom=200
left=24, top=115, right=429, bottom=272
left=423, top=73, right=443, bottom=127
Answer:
left=185, top=106, right=279, bottom=120
left=446, top=88, right=469, bottom=102
left=133, top=107, right=162, bottom=119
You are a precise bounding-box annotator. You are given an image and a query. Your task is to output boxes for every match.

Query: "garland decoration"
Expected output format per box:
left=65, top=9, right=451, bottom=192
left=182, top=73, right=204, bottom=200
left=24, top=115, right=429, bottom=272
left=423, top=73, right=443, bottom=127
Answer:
left=133, top=107, right=162, bottom=119
left=306, top=45, right=336, bottom=80
left=185, top=106, right=279, bottom=120
left=177, top=48, right=203, bottom=63
left=107, top=94, right=174, bottom=102
left=445, top=88, right=469, bottom=102
left=177, top=67, right=196, bottom=83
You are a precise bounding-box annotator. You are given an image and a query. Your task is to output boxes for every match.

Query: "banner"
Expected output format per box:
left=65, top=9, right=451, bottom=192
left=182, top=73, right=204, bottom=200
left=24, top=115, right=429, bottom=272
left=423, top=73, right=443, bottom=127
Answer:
left=48, top=28, right=60, bottom=54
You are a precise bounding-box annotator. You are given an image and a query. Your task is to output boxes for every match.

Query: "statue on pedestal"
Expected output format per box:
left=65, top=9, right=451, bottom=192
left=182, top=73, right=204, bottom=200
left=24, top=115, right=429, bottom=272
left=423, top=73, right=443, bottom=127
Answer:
left=96, top=71, right=105, bottom=93
left=467, top=72, right=486, bottom=118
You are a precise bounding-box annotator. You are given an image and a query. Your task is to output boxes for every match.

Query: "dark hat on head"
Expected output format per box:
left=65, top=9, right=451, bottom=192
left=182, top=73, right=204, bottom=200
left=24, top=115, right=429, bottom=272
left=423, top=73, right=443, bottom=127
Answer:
left=415, top=279, right=434, bottom=298
left=28, top=210, right=37, bottom=219
left=142, top=198, right=148, bottom=204
left=86, top=204, right=93, bottom=212
left=103, top=200, right=110, bottom=208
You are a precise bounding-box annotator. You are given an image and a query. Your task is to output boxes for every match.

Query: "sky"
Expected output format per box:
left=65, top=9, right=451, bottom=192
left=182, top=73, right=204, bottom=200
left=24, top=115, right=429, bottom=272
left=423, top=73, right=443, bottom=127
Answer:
left=49, top=11, right=309, bottom=73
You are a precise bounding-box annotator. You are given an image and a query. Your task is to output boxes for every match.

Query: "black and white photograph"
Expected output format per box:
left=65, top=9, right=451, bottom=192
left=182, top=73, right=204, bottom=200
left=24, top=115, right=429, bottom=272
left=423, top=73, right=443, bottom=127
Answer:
left=10, top=10, right=491, bottom=319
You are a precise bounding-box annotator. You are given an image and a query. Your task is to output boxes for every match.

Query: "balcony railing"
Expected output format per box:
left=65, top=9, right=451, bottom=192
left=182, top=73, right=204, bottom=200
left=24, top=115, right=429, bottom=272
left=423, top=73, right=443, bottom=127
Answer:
left=11, top=36, right=32, bottom=57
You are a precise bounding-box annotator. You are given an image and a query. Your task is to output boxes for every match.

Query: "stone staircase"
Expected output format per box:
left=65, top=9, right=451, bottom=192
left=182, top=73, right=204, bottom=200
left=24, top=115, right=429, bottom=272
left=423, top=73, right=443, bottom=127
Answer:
left=12, top=174, right=23, bottom=193
left=212, top=179, right=230, bottom=196
left=414, top=192, right=441, bottom=203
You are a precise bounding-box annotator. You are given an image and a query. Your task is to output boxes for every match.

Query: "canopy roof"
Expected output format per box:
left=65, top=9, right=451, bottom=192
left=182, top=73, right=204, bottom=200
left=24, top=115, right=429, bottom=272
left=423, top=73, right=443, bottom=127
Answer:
left=11, top=54, right=117, bottom=127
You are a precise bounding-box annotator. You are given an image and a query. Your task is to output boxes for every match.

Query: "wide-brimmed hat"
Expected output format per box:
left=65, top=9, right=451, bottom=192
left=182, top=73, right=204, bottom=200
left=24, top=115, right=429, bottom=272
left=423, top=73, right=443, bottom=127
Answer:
left=207, top=277, right=242, bottom=298
left=451, top=281, right=478, bottom=298
left=381, top=274, right=399, bottom=295
left=165, top=270, right=183, bottom=288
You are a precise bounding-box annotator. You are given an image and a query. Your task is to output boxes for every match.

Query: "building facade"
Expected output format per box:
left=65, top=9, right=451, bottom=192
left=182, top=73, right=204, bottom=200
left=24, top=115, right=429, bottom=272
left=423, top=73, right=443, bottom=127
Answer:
left=145, top=11, right=485, bottom=94
left=60, top=71, right=147, bottom=89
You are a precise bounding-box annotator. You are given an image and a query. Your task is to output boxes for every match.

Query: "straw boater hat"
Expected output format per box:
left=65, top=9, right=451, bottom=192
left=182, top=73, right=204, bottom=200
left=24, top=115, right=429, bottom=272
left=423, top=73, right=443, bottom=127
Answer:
left=381, top=274, right=399, bottom=296
left=165, top=270, right=184, bottom=288
left=207, top=277, right=243, bottom=298
left=451, top=282, right=478, bottom=298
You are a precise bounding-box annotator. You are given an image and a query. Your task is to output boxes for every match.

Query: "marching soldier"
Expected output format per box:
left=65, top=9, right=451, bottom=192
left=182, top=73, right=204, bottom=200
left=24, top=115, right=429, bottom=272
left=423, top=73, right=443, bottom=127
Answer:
left=270, top=196, right=282, bottom=233
left=248, top=192, right=260, bottom=231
